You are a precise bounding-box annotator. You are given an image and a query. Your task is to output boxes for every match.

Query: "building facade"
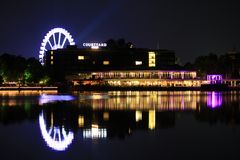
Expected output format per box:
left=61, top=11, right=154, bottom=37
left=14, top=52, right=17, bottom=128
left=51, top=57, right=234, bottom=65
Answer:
left=45, top=45, right=201, bottom=87
left=46, top=45, right=177, bottom=72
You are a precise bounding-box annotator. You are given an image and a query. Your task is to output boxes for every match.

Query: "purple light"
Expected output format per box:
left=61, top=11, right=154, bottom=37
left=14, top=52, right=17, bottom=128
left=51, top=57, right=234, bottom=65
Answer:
left=207, top=92, right=222, bottom=109
left=39, top=94, right=75, bottom=104
left=207, top=74, right=222, bottom=84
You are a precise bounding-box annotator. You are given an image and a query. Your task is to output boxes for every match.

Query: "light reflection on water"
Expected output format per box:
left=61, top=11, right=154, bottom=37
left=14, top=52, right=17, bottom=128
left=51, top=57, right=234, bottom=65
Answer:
left=0, top=91, right=240, bottom=154
left=207, top=92, right=222, bottom=109
left=39, top=111, right=74, bottom=151
left=76, top=91, right=227, bottom=111
left=38, top=94, right=76, bottom=105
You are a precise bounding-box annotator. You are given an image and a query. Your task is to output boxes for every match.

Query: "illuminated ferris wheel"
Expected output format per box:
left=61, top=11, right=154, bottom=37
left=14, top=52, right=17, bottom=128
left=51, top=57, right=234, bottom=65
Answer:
left=39, top=27, right=75, bottom=65
left=39, top=112, right=74, bottom=151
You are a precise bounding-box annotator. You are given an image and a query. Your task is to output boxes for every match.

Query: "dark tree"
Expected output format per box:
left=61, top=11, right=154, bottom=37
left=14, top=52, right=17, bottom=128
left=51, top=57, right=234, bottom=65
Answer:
left=106, top=38, right=133, bottom=49
left=24, top=58, right=45, bottom=84
left=0, top=75, right=3, bottom=85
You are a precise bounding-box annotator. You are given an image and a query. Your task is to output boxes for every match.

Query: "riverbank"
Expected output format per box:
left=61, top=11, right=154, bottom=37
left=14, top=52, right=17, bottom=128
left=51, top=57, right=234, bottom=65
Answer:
left=0, top=86, right=58, bottom=91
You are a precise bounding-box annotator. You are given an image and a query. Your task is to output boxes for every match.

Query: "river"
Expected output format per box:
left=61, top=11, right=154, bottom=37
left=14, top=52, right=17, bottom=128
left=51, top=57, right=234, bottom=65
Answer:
left=0, top=91, right=239, bottom=160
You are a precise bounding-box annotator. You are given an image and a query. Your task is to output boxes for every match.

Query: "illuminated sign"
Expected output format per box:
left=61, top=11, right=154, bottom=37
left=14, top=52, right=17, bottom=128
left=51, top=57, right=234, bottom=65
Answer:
left=83, top=43, right=107, bottom=49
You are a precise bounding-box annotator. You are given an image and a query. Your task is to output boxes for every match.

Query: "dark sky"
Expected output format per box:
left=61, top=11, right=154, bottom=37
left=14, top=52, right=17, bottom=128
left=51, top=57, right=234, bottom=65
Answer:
left=1, top=0, right=240, bottom=63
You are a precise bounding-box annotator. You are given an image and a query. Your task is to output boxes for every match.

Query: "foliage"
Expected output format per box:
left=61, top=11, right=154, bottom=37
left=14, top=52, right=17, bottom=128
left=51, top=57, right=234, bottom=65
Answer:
left=0, top=75, right=3, bottom=85
left=106, top=38, right=133, bottom=49
left=0, top=53, right=46, bottom=85
left=184, top=53, right=235, bottom=78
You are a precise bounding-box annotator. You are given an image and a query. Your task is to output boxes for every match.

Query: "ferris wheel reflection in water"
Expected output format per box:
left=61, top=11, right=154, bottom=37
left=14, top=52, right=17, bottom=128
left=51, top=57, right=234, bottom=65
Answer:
left=39, top=112, right=74, bottom=151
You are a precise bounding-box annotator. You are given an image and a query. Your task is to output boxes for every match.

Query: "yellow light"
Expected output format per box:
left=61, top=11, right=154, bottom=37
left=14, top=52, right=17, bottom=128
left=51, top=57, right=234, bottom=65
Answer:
left=78, top=115, right=84, bottom=127
left=103, top=61, right=110, bottom=65
left=78, top=56, right=84, bottom=60
left=51, top=112, right=54, bottom=127
left=51, top=61, right=53, bottom=65
left=51, top=51, right=54, bottom=55
left=103, top=112, right=109, bottom=121
left=148, top=110, right=155, bottom=130
left=51, top=56, right=53, bottom=60
left=148, top=52, right=156, bottom=67
left=135, top=110, right=142, bottom=122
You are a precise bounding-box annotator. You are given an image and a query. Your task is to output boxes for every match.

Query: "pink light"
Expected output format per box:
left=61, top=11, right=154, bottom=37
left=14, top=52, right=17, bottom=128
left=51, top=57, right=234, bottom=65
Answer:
left=207, top=92, right=222, bottom=109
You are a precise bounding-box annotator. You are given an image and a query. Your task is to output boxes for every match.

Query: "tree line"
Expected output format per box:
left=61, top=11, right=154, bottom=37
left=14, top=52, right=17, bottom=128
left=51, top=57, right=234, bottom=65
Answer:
left=184, top=53, right=237, bottom=78
left=0, top=53, right=49, bottom=86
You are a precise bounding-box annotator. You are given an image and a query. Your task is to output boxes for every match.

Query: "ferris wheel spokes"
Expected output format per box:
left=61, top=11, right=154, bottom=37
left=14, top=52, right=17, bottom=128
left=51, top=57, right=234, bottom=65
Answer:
left=47, top=39, right=54, bottom=49
left=61, top=37, right=68, bottom=48
left=39, top=27, right=75, bottom=65
left=58, top=32, right=62, bottom=48
left=53, top=33, right=57, bottom=48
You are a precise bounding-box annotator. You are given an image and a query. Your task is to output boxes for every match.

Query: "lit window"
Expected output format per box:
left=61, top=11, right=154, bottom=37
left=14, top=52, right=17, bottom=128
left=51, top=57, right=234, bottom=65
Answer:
left=51, top=61, right=53, bottom=65
left=78, top=56, right=84, bottom=60
left=149, top=52, right=156, bottom=67
left=135, top=61, right=142, bottom=65
left=51, top=51, right=54, bottom=55
left=51, top=56, right=53, bottom=60
left=103, top=61, right=110, bottom=65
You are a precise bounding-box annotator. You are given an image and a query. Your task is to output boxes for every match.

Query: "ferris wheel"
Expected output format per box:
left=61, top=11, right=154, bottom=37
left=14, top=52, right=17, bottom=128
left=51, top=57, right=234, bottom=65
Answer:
left=39, top=27, right=75, bottom=65
left=39, top=111, right=74, bottom=151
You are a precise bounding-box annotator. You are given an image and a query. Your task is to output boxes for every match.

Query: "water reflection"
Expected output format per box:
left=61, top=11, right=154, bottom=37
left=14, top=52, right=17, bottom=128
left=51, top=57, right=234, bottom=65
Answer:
left=1, top=91, right=240, bottom=152
left=207, top=92, right=222, bottom=109
left=39, top=112, right=74, bottom=151
left=39, top=94, right=76, bottom=105
left=83, top=124, right=107, bottom=139
left=77, top=91, right=200, bottom=111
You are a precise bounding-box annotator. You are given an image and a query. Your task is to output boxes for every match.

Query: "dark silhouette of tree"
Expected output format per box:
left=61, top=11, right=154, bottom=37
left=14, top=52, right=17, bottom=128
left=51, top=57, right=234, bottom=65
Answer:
left=217, top=55, right=232, bottom=78
left=185, top=52, right=237, bottom=78
left=106, top=38, right=133, bottom=49
left=0, top=54, right=26, bottom=82
left=0, top=75, right=3, bottom=85
left=24, top=58, right=45, bottom=84
left=0, top=53, right=46, bottom=85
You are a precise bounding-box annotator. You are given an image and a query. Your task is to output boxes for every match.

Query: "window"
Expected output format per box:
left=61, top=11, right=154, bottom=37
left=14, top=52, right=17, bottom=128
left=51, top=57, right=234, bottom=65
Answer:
left=51, top=51, right=54, bottom=55
left=51, top=56, right=53, bottom=60
left=103, top=61, right=110, bottom=65
left=149, top=52, right=156, bottom=67
left=135, top=61, right=142, bottom=65
left=78, top=56, right=84, bottom=60
left=51, top=61, right=53, bottom=65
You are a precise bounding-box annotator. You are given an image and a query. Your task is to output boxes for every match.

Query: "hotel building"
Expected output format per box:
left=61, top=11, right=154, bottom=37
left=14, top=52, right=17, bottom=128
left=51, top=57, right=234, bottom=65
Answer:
left=45, top=45, right=201, bottom=87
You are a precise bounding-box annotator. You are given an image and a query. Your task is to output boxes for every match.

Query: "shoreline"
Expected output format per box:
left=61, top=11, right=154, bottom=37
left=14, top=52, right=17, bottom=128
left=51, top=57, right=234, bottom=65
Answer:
left=0, top=86, right=58, bottom=91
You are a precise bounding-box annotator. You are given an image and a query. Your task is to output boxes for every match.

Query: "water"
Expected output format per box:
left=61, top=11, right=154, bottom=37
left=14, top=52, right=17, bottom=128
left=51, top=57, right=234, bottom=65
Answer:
left=0, top=91, right=240, bottom=160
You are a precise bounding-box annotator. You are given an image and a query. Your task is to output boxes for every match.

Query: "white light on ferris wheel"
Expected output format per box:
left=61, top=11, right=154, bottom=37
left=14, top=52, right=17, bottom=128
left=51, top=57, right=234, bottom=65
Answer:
left=39, top=27, right=75, bottom=65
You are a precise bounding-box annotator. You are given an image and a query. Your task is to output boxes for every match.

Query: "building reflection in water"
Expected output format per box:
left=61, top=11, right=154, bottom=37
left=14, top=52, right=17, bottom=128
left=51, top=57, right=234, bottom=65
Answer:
left=39, top=112, right=74, bottom=151
left=1, top=91, right=234, bottom=152
left=78, top=91, right=200, bottom=111
left=207, top=92, right=222, bottom=109
left=148, top=110, right=155, bottom=130
left=135, top=110, right=142, bottom=122
left=83, top=124, right=107, bottom=139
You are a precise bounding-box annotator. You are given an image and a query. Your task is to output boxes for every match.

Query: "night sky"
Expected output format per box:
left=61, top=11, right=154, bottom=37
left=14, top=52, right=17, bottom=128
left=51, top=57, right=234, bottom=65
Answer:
left=1, top=0, right=240, bottom=63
